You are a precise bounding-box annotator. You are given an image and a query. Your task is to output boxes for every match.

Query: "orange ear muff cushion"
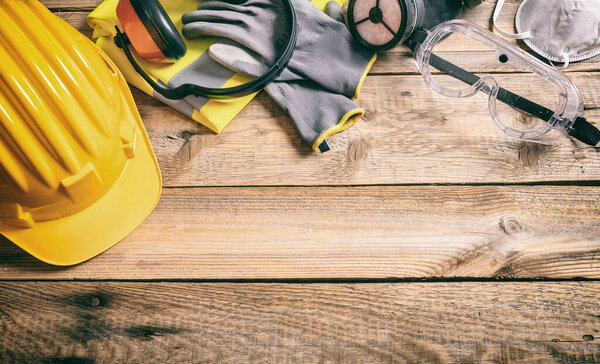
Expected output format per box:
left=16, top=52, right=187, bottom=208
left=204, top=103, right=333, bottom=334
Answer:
left=116, top=0, right=186, bottom=62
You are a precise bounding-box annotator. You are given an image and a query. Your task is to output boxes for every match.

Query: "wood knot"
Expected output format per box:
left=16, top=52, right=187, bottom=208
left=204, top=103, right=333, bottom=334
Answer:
left=348, top=139, right=369, bottom=161
left=583, top=334, right=594, bottom=342
left=124, top=325, right=182, bottom=341
left=90, top=297, right=100, bottom=307
left=178, top=130, right=196, bottom=141
left=178, top=134, right=215, bottom=162
left=517, top=142, right=551, bottom=168
left=517, top=114, right=539, bottom=129
left=362, top=110, right=376, bottom=121
left=499, top=217, right=524, bottom=236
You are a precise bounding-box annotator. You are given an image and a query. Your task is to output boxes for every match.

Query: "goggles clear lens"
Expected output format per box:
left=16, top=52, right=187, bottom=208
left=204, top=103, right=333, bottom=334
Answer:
left=415, top=20, right=583, bottom=142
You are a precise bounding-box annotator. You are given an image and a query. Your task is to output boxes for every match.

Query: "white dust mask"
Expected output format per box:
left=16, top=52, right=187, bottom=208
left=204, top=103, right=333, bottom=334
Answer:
left=493, top=0, right=600, bottom=68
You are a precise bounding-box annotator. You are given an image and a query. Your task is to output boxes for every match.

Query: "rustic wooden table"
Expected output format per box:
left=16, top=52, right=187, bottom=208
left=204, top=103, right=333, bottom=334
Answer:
left=2, top=0, right=600, bottom=362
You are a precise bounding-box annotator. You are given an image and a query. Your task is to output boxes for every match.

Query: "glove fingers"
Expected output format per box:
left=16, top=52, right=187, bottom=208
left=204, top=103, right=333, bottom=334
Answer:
left=182, top=14, right=276, bottom=60
left=182, top=22, right=265, bottom=55
left=197, top=0, right=247, bottom=7
left=325, top=1, right=345, bottom=23
left=195, top=2, right=257, bottom=16
left=266, top=80, right=363, bottom=150
left=182, top=0, right=289, bottom=64
left=186, top=0, right=280, bottom=19
left=182, top=21, right=237, bottom=39
left=181, top=9, right=205, bottom=24
left=182, top=10, right=248, bottom=25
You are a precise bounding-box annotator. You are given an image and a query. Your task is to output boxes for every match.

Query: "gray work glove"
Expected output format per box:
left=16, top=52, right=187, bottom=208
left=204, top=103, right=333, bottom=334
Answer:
left=181, top=0, right=376, bottom=99
left=209, top=43, right=364, bottom=151
left=324, top=0, right=344, bottom=23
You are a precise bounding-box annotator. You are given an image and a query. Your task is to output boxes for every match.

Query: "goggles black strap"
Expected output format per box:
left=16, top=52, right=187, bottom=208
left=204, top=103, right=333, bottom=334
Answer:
left=408, top=30, right=600, bottom=146
left=571, top=116, right=600, bottom=146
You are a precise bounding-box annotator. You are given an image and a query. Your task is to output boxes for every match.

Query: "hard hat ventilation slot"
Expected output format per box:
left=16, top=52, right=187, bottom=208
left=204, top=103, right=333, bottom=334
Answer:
left=0, top=202, right=35, bottom=228
left=60, top=163, right=103, bottom=202
left=120, top=119, right=136, bottom=159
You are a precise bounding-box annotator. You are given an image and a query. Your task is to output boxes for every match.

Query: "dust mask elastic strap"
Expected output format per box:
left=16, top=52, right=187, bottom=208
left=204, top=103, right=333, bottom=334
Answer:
left=548, top=54, right=571, bottom=69
left=493, top=0, right=572, bottom=68
left=492, top=0, right=530, bottom=39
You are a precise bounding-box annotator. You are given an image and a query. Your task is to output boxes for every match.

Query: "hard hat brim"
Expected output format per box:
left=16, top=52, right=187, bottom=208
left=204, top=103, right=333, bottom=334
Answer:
left=0, top=117, right=162, bottom=266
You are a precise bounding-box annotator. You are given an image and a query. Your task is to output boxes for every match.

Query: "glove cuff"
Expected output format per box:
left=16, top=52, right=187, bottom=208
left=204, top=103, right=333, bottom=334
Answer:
left=312, top=108, right=365, bottom=151
left=354, top=54, right=377, bottom=99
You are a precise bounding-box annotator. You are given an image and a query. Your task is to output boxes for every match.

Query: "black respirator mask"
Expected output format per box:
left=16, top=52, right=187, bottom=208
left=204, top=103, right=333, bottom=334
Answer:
left=347, top=0, right=482, bottom=51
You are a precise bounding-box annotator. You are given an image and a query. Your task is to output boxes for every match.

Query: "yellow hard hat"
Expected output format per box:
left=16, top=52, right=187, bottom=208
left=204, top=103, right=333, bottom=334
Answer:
left=0, top=0, right=162, bottom=265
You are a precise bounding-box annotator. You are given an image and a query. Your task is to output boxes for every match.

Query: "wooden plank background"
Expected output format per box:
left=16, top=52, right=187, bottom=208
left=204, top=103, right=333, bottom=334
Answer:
left=2, top=1, right=600, bottom=362
left=1, top=282, right=600, bottom=362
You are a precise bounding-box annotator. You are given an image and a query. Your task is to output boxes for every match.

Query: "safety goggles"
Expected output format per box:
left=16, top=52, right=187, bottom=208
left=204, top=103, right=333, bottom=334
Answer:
left=408, top=20, right=600, bottom=146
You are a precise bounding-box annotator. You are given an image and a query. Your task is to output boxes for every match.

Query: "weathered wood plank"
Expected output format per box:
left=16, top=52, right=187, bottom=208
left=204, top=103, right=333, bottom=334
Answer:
left=1, top=282, right=599, bottom=363
left=2, top=185, right=600, bottom=279
left=43, top=0, right=101, bottom=10
left=56, top=12, right=94, bottom=39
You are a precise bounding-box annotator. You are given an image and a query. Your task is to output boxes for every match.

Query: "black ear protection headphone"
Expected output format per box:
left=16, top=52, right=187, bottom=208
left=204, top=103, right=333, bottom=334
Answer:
left=346, top=0, right=482, bottom=52
left=113, top=0, right=297, bottom=100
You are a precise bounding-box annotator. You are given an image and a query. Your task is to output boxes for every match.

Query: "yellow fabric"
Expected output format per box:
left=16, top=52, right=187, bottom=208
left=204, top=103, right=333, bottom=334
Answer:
left=193, top=73, right=258, bottom=133
left=87, top=0, right=254, bottom=133
left=312, top=0, right=348, bottom=10
left=354, top=54, right=377, bottom=99
left=0, top=0, right=161, bottom=265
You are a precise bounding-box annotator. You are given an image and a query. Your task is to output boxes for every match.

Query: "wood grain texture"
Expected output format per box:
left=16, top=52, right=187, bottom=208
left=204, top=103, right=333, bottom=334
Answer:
left=43, top=0, right=101, bottom=10
left=1, top=281, right=599, bottom=363
left=2, top=185, right=600, bottom=280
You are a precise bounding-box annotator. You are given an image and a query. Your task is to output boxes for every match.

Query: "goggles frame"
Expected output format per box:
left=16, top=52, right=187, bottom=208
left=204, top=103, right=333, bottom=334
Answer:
left=409, top=20, right=600, bottom=146
left=414, top=20, right=582, bottom=141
